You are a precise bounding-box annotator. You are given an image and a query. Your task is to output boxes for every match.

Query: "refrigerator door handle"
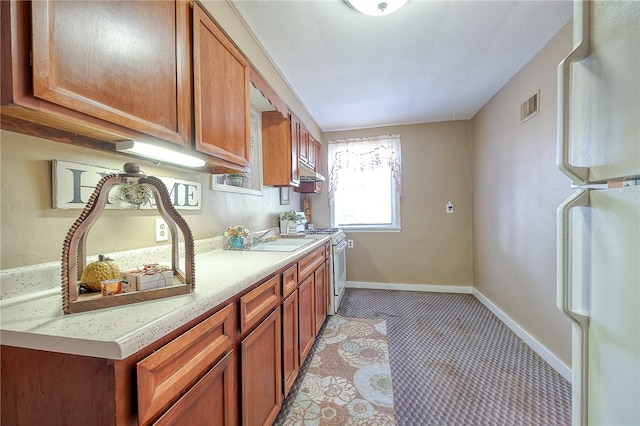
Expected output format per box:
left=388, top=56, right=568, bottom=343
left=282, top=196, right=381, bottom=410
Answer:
left=557, top=0, right=591, bottom=185
left=557, top=189, right=591, bottom=426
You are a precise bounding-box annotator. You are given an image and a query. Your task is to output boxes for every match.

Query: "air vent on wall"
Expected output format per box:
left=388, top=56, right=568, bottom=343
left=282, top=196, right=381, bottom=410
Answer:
left=520, top=90, right=540, bottom=123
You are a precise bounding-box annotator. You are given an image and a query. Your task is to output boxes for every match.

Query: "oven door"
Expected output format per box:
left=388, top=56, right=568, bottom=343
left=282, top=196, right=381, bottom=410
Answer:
left=331, top=239, right=347, bottom=313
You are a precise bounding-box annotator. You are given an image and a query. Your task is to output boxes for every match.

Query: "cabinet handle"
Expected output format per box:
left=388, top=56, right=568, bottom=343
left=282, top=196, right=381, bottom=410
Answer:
left=557, top=0, right=590, bottom=185
left=557, top=189, right=590, bottom=425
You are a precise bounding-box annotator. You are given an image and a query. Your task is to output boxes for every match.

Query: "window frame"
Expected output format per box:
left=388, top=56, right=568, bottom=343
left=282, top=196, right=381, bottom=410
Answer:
left=328, top=136, right=402, bottom=232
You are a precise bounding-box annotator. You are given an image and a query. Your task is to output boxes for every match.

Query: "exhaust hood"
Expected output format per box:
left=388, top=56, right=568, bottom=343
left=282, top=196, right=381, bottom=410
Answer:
left=299, top=163, right=326, bottom=182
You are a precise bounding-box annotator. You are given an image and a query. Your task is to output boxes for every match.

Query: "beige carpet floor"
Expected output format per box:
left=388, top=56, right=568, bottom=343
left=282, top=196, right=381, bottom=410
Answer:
left=336, top=289, right=572, bottom=425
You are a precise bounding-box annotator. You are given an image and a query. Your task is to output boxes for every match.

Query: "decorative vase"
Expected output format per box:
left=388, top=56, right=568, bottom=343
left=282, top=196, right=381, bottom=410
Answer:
left=226, top=175, right=245, bottom=187
left=230, top=236, right=244, bottom=249
left=287, top=220, right=298, bottom=234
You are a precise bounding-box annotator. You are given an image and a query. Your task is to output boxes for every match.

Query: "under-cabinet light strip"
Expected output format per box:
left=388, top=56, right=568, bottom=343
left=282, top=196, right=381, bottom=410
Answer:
left=116, top=141, right=205, bottom=168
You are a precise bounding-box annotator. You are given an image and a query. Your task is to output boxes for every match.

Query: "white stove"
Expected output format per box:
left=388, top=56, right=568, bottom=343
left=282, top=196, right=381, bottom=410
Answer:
left=305, top=228, right=345, bottom=244
left=305, top=228, right=347, bottom=315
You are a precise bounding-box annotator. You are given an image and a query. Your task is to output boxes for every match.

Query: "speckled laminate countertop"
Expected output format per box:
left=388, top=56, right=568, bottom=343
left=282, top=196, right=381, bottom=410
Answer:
left=0, top=237, right=329, bottom=360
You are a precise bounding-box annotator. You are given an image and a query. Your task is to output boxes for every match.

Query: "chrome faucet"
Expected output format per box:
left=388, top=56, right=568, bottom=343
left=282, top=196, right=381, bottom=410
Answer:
left=250, top=227, right=279, bottom=244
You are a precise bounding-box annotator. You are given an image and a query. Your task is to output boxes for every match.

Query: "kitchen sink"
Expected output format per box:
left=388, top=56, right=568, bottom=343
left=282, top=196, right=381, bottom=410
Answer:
left=249, top=238, right=315, bottom=252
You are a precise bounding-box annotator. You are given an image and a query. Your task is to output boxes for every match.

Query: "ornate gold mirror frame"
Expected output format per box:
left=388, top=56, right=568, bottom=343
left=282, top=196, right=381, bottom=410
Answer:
left=61, top=163, right=195, bottom=314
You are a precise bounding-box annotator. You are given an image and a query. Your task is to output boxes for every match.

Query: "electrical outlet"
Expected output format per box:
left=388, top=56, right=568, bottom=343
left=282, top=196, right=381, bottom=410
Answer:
left=446, top=201, right=454, bottom=214
left=347, top=239, right=354, bottom=248
left=156, top=218, right=168, bottom=242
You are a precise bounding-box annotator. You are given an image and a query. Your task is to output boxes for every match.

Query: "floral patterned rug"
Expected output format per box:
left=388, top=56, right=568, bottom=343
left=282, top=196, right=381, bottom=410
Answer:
left=277, top=316, right=396, bottom=425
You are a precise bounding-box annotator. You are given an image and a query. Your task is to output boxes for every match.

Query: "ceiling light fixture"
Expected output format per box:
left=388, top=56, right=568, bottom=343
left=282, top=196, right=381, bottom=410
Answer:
left=116, top=141, right=206, bottom=168
left=345, top=0, right=407, bottom=16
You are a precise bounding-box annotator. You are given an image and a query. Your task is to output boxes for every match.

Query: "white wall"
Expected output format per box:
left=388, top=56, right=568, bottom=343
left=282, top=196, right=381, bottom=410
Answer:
left=470, top=22, right=574, bottom=366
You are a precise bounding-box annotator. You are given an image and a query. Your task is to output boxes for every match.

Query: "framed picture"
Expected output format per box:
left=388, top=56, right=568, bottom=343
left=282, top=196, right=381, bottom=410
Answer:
left=280, top=187, right=290, bottom=205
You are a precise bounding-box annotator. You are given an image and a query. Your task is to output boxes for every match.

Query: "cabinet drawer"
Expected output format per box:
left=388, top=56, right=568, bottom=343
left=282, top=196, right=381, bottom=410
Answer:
left=137, top=303, right=235, bottom=425
left=282, top=264, right=298, bottom=298
left=154, top=351, right=237, bottom=426
left=240, top=275, right=281, bottom=334
left=298, top=247, right=325, bottom=282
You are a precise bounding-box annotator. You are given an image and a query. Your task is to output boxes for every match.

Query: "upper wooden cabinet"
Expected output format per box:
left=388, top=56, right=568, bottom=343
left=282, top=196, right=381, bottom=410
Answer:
left=307, top=134, right=318, bottom=170
left=2, top=0, right=190, bottom=148
left=1, top=0, right=257, bottom=173
left=193, top=3, right=250, bottom=170
left=298, top=124, right=310, bottom=167
left=295, top=135, right=322, bottom=193
left=262, top=110, right=300, bottom=187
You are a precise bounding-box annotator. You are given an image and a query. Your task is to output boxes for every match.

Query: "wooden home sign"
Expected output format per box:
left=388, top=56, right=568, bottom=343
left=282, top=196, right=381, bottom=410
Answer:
left=52, top=160, right=201, bottom=211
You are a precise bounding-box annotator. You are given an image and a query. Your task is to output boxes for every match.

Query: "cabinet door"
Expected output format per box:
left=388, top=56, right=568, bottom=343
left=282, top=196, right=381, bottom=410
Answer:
left=262, top=111, right=299, bottom=186
left=298, top=275, right=315, bottom=365
left=326, top=258, right=332, bottom=314
left=282, top=290, right=299, bottom=397
left=298, top=124, right=309, bottom=166
left=154, top=351, right=237, bottom=426
left=294, top=136, right=322, bottom=193
left=137, top=304, right=235, bottom=425
left=30, top=0, right=190, bottom=147
left=313, top=138, right=322, bottom=192
left=314, top=263, right=327, bottom=333
left=241, top=308, right=282, bottom=426
left=307, top=135, right=318, bottom=169
left=290, top=114, right=301, bottom=186
left=193, top=4, right=250, bottom=169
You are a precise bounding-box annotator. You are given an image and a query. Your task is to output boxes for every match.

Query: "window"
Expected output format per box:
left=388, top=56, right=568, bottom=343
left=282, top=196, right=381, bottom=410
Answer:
left=328, top=134, right=402, bottom=231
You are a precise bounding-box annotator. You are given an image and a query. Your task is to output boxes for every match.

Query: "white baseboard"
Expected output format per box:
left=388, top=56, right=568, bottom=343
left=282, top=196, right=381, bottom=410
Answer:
left=472, top=289, right=572, bottom=383
left=344, top=281, right=572, bottom=383
left=346, top=281, right=473, bottom=294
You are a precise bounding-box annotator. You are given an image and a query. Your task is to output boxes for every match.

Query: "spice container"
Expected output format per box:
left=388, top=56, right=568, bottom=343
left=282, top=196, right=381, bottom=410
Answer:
left=100, top=279, right=122, bottom=296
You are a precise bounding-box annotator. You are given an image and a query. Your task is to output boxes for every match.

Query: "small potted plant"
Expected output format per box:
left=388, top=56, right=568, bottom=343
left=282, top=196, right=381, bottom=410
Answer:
left=225, top=225, right=249, bottom=249
left=225, top=173, right=247, bottom=187
left=115, top=180, right=154, bottom=209
left=280, top=210, right=304, bottom=234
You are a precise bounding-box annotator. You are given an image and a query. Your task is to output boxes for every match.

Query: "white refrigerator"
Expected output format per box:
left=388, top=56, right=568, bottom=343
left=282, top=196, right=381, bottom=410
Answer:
left=557, top=1, right=639, bottom=425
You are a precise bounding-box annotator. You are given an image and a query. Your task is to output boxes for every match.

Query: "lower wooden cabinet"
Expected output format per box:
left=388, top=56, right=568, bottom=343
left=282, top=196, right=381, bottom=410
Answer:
left=298, top=275, right=315, bottom=365
left=241, top=308, right=282, bottom=426
left=282, top=290, right=300, bottom=397
left=154, top=351, right=237, bottom=425
left=313, top=263, right=328, bottom=334
left=137, top=303, right=236, bottom=425
left=0, top=243, right=331, bottom=425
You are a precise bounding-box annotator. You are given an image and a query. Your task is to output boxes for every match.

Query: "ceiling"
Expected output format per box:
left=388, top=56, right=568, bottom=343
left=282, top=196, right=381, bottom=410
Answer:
left=230, top=0, right=573, bottom=132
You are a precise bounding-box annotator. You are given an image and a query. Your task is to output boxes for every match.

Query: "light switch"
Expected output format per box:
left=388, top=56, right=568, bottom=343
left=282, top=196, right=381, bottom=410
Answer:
left=446, top=202, right=454, bottom=214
